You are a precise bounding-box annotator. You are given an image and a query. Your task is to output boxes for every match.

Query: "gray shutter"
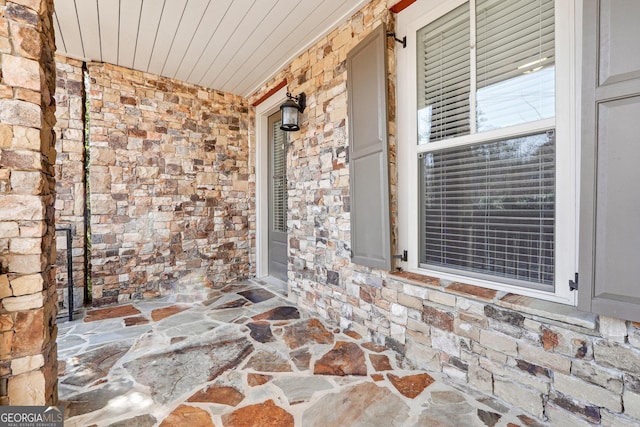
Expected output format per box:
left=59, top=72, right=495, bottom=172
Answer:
left=579, top=0, right=640, bottom=321
left=347, top=24, right=391, bottom=270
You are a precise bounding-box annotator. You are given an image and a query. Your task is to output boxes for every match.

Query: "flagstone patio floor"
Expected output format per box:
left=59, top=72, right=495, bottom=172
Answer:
left=57, top=278, right=547, bottom=427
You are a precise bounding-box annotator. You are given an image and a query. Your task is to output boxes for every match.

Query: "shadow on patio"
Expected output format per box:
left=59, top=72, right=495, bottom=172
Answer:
left=56, top=279, right=544, bottom=427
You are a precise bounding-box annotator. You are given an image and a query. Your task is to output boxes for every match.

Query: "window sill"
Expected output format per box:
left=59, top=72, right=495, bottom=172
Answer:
left=390, top=271, right=597, bottom=330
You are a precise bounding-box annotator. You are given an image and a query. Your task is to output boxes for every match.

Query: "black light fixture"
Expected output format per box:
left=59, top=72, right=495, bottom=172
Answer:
left=280, top=92, right=306, bottom=131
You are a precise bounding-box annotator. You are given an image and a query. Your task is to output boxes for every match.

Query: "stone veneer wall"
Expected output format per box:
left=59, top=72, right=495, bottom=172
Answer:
left=250, top=0, right=640, bottom=425
left=87, top=63, right=252, bottom=306
left=53, top=55, right=85, bottom=311
left=0, top=0, right=58, bottom=404
left=250, top=0, right=397, bottom=307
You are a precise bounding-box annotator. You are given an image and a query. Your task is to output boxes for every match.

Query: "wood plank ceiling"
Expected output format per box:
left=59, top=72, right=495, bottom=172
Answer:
left=53, top=0, right=370, bottom=97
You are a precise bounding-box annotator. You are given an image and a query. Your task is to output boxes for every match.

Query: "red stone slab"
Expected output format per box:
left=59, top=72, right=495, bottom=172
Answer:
left=371, top=373, right=384, bottom=381
left=314, top=341, right=367, bottom=376
left=159, top=405, right=215, bottom=427
left=388, top=373, right=435, bottom=398
left=150, top=305, right=189, bottom=321
left=390, top=271, right=441, bottom=288
left=84, top=304, right=141, bottom=322
left=370, top=354, right=393, bottom=372
left=517, top=414, right=548, bottom=427
left=188, top=385, right=244, bottom=407
left=344, top=330, right=362, bottom=340
left=283, top=318, right=334, bottom=349
left=247, top=374, right=272, bottom=387
left=447, top=282, right=498, bottom=301
left=222, top=399, right=293, bottom=427
left=214, top=299, right=249, bottom=309
left=362, top=342, right=386, bottom=353
left=124, top=316, right=149, bottom=327
left=252, top=306, right=300, bottom=321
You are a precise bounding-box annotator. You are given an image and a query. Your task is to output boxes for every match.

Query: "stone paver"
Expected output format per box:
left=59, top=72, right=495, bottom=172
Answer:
left=84, top=304, right=141, bottom=322
left=57, top=279, right=548, bottom=426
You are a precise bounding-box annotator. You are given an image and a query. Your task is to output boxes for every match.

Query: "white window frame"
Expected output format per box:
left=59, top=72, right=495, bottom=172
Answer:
left=396, top=0, right=578, bottom=305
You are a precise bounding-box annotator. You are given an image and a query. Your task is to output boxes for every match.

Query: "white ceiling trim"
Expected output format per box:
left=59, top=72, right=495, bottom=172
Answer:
left=53, top=0, right=371, bottom=98
left=244, top=0, right=370, bottom=98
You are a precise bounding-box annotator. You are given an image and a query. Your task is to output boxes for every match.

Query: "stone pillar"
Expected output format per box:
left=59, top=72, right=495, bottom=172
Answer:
left=0, top=0, right=58, bottom=405
left=54, top=55, right=86, bottom=313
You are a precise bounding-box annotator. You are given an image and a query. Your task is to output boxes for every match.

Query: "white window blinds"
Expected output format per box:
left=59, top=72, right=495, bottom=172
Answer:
left=417, top=0, right=555, bottom=138
left=417, top=2, right=470, bottom=143
left=476, top=0, right=555, bottom=131
left=421, top=132, right=555, bottom=288
left=271, top=119, right=287, bottom=233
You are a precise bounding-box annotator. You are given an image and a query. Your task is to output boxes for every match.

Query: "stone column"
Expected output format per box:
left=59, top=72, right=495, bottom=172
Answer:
left=0, top=0, right=58, bottom=405
left=54, top=55, right=86, bottom=313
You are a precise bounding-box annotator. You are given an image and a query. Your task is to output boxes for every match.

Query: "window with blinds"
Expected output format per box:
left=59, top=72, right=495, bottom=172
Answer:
left=417, top=2, right=470, bottom=143
left=421, top=132, right=555, bottom=288
left=417, top=0, right=556, bottom=289
left=271, top=119, right=287, bottom=233
left=476, top=0, right=555, bottom=131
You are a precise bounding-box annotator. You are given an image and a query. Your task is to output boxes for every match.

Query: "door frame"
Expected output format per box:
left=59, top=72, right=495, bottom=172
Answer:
left=255, top=86, right=288, bottom=278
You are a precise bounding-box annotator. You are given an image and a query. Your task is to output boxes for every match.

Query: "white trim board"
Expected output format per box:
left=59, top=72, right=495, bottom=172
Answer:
left=255, top=87, right=288, bottom=278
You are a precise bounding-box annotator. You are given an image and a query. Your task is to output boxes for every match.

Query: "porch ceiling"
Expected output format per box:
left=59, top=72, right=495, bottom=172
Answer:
left=53, top=0, right=369, bottom=97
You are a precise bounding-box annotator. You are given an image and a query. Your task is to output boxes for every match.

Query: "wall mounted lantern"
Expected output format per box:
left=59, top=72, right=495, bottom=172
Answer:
left=280, top=92, right=306, bottom=132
